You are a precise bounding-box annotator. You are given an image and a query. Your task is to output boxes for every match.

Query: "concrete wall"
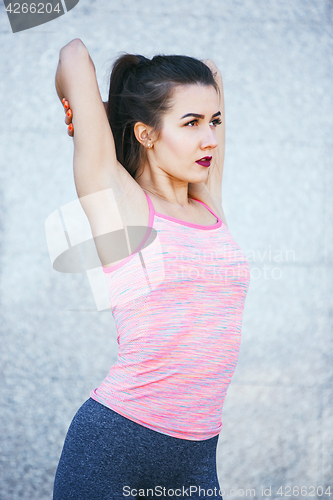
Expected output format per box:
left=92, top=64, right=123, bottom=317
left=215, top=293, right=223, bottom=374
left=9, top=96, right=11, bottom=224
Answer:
left=0, top=1, right=332, bottom=498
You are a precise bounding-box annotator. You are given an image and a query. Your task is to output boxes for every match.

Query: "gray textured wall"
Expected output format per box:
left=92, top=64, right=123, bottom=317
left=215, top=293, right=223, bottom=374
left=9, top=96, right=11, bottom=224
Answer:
left=0, top=1, right=332, bottom=499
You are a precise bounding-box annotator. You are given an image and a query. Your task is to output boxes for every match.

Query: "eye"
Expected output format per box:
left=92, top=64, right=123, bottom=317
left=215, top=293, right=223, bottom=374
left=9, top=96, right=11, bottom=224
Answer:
left=185, top=119, right=198, bottom=127
left=185, top=118, right=222, bottom=127
left=211, top=118, right=222, bottom=127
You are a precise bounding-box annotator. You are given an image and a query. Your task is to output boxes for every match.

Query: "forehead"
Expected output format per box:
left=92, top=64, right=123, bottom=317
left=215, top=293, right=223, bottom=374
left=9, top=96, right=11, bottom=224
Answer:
left=168, top=84, right=219, bottom=115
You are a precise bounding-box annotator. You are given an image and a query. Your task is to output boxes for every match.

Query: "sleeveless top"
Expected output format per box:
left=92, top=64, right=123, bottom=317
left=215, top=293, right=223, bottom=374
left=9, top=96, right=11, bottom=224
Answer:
left=90, top=191, right=251, bottom=440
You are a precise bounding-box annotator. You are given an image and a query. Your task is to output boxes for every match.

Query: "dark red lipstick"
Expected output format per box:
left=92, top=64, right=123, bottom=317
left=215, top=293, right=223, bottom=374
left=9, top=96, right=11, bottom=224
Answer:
left=196, top=156, right=212, bottom=167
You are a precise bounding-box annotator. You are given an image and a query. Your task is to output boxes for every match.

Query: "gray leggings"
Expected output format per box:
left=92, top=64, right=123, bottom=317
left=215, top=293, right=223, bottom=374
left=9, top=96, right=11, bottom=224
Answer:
left=53, top=398, right=223, bottom=499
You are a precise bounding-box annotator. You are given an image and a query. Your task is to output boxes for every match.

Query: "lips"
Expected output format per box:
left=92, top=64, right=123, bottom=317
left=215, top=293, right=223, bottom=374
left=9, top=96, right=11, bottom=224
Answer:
left=196, top=156, right=212, bottom=167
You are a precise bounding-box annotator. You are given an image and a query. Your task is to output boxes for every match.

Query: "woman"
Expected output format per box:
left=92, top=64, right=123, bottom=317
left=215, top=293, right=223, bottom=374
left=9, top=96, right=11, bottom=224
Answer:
left=53, top=38, right=250, bottom=500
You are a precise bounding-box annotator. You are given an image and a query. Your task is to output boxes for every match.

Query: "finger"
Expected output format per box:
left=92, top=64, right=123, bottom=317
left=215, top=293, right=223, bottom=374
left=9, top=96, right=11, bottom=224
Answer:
left=67, top=123, right=74, bottom=137
left=64, top=108, right=73, bottom=125
left=62, top=99, right=70, bottom=111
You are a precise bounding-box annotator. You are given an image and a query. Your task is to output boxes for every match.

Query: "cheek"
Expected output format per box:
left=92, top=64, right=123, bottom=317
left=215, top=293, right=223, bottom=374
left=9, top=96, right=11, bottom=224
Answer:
left=161, top=129, right=191, bottom=157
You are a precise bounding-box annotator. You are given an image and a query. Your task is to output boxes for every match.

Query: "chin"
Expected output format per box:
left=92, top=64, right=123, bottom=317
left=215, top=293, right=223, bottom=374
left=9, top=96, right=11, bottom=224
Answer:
left=190, top=171, right=209, bottom=183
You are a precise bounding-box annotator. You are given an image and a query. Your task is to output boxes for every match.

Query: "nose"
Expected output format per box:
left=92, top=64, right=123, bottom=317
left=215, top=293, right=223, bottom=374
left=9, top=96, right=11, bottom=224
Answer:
left=200, top=125, right=218, bottom=150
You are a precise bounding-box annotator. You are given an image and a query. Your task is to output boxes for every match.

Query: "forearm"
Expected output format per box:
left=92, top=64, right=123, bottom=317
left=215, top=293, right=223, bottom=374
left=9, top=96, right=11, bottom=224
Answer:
left=55, top=38, right=91, bottom=104
left=55, top=61, right=65, bottom=102
left=202, top=59, right=223, bottom=99
left=202, top=58, right=221, bottom=78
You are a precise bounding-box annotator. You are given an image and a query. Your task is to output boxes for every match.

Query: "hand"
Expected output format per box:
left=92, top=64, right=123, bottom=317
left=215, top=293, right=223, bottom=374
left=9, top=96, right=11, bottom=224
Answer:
left=61, top=98, right=108, bottom=138
left=202, top=59, right=222, bottom=79
left=62, top=97, right=74, bottom=137
left=201, top=59, right=223, bottom=101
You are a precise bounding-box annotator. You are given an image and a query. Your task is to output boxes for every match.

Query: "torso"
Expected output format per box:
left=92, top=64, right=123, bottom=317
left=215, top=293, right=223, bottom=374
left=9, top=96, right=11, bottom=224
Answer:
left=100, top=180, right=226, bottom=269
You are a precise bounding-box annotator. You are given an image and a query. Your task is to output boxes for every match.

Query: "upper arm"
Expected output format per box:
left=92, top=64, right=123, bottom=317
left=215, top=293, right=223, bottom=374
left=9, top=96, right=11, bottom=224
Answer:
left=202, top=59, right=225, bottom=206
left=57, top=39, right=122, bottom=199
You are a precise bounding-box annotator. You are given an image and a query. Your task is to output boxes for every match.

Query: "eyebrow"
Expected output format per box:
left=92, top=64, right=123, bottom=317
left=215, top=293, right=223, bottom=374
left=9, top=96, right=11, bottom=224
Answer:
left=180, top=111, right=221, bottom=120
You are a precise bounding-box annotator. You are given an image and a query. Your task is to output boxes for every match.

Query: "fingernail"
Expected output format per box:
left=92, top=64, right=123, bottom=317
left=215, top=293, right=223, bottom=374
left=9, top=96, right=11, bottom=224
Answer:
left=67, top=110, right=71, bottom=117
left=68, top=124, right=73, bottom=131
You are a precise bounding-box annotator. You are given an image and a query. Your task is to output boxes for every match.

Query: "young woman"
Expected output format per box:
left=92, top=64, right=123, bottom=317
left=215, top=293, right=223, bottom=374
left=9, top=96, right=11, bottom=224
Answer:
left=53, top=38, right=250, bottom=500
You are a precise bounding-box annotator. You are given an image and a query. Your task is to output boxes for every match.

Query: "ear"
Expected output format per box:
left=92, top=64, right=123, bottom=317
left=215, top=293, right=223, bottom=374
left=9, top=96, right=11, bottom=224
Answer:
left=133, top=122, right=155, bottom=148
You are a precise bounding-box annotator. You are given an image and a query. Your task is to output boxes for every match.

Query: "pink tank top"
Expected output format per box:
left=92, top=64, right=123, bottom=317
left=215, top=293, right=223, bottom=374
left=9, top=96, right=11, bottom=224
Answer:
left=90, top=191, right=250, bottom=440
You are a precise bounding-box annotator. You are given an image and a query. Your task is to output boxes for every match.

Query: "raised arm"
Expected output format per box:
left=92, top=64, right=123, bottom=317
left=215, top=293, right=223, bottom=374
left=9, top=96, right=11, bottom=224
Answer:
left=201, top=59, right=225, bottom=206
left=187, top=58, right=227, bottom=226
left=55, top=38, right=122, bottom=199
left=55, top=39, right=148, bottom=267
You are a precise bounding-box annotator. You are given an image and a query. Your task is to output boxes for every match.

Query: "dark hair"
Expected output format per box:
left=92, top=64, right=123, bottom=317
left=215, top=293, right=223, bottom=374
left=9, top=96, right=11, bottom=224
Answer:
left=106, top=53, right=219, bottom=180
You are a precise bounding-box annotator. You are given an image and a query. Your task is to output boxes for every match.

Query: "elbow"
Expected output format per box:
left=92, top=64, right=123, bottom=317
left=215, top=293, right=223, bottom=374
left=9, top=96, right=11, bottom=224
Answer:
left=59, top=38, right=88, bottom=63
left=55, top=39, right=94, bottom=102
